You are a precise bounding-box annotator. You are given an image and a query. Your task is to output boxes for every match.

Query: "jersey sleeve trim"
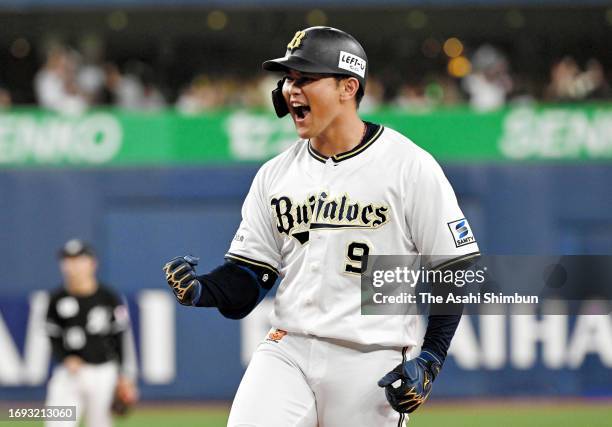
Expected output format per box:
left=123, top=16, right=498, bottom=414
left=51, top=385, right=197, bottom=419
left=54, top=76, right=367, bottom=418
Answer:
left=225, top=252, right=280, bottom=275
left=430, top=251, right=481, bottom=271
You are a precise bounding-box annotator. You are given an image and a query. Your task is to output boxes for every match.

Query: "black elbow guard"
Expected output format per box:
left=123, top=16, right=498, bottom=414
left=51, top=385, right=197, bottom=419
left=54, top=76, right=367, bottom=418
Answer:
left=195, top=259, right=277, bottom=319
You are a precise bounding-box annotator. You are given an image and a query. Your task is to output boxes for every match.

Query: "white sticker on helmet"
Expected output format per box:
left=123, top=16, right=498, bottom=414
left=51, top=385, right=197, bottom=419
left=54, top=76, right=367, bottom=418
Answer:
left=338, top=51, right=366, bottom=78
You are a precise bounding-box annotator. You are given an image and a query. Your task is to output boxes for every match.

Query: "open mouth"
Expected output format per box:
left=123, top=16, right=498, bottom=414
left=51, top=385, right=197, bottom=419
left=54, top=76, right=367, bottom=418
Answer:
left=293, top=105, right=311, bottom=120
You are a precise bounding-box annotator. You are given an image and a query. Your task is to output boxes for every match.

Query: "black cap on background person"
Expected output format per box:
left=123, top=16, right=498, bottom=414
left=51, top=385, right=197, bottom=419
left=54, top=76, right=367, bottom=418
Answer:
left=58, top=239, right=96, bottom=259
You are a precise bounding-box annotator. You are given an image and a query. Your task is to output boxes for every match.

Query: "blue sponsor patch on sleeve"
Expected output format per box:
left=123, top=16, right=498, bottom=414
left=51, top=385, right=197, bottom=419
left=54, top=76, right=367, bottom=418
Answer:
left=447, top=218, right=476, bottom=247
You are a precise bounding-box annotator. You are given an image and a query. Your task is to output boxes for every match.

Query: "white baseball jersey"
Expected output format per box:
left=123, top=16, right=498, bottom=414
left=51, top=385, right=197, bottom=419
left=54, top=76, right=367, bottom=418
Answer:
left=226, top=124, right=479, bottom=347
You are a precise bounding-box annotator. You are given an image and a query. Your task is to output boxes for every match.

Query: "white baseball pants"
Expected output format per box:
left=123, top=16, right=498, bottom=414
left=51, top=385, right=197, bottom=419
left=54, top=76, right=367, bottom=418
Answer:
left=228, top=330, right=408, bottom=427
left=44, top=361, right=118, bottom=427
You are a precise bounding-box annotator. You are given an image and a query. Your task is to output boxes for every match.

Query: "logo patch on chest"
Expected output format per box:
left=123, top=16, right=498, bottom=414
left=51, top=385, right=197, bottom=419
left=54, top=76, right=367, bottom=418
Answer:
left=270, top=191, right=390, bottom=244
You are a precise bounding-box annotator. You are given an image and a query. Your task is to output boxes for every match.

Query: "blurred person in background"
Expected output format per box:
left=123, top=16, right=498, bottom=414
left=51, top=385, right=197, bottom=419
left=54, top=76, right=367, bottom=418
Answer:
left=104, top=61, right=166, bottom=111
left=176, top=74, right=226, bottom=114
left=545, top=56, right=611, bottom=101
left=505, top=73, right=536, bottom=106
left=235, top=76, right=269, bottom=109
left=177, top=74, right=271, bottom=113
left=394, top=81, right=430, bottom=110
left=545, top=56, right=580, bottom=101
left=582, top=59, right=612, bottom=100
left=45, top=239, right=138, bottom=427
left=0, top=83, right=11, bottom=109
left=76, top=35, right=108, bottom=105
left=394, top=76, right=462, bottom=111
left=433, top=75, right=464, bottom=106
left=34, top=45, right=88, bottom=115
left=359, top=76, right=384, bottom=112
left=462, top=44, right=513, bottom=111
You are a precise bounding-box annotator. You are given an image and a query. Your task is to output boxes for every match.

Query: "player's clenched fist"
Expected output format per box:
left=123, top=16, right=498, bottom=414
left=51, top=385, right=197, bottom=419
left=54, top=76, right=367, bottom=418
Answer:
left=163, top=255, right=202, bottom=306
left=377, top=351, right=442, bottom=414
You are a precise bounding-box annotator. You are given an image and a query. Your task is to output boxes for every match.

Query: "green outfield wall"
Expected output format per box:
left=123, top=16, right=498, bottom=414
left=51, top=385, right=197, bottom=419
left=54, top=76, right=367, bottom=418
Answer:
left=1, top=104, right=611, bottom=167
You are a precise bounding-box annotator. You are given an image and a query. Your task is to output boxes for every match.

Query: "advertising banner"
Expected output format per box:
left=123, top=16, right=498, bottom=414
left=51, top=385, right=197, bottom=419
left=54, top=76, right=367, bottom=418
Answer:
left=1, top=105, right=612, bottom=167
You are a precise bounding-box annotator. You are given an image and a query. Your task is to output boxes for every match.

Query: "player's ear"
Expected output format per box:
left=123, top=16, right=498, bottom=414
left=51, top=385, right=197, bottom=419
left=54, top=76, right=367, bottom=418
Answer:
left=339, top=77, right=360, bottom=103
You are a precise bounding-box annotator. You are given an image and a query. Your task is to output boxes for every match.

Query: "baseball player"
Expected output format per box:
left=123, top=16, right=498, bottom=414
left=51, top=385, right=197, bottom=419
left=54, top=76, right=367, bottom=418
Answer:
left=164, top=26, right=479, bottom=426
left=45, top=239, right=138, bottom=427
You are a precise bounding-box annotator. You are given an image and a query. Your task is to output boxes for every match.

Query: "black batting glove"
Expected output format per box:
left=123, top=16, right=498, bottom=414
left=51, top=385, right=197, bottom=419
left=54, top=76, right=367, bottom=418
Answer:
left=163, top=255, right=202, bottom=306
left=377, top=350, right=442, bottom=414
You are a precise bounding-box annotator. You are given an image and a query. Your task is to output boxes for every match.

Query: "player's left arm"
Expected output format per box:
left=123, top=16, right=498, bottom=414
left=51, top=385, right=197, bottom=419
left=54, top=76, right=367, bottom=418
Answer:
left=379, top=154, right=480, bottom=414
left=108, top=291, right=139, bottom=413
left=378, top=261, right=472, bottom=414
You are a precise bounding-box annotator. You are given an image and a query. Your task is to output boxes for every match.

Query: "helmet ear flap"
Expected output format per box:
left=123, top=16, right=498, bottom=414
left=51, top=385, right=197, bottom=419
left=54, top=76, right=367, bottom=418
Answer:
left=272, top=78, right=289, bottom=118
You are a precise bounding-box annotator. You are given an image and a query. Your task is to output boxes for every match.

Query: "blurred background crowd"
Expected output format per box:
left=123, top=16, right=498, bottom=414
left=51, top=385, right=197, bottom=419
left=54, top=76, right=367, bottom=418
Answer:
left=0, top=4, right=611, bottom=115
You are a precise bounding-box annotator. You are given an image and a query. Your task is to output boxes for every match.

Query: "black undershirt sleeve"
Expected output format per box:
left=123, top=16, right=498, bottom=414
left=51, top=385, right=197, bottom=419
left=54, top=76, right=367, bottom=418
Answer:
left=421, top=315, right=461, bottom=363
left=194, top=259, right=278, bottom=319
left=421, top=256, right=479, bottom=363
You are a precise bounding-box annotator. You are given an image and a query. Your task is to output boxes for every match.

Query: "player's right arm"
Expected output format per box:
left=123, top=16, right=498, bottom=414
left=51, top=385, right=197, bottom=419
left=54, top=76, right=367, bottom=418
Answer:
left=164, top=255, right=277, bottom=318
left=164, top=164, right=281, bottom=319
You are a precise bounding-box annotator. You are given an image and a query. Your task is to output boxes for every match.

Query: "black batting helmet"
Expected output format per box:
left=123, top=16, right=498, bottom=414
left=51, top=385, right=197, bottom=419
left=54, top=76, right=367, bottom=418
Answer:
left=262, top=26, right=368, bottom=117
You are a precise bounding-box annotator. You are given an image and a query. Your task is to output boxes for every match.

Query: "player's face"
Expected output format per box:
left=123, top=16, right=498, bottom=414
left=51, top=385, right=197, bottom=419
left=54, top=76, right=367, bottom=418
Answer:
left=60, top=255, right=97, bottom=283
left=282, top=70, right=343, bottom=139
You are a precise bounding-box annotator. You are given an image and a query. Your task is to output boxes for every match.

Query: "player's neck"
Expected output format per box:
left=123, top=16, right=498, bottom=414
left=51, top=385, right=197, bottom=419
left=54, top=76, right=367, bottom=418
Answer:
left=66, top=277, right=98, bottom=296
left=310, top=112, right=365, bottom=158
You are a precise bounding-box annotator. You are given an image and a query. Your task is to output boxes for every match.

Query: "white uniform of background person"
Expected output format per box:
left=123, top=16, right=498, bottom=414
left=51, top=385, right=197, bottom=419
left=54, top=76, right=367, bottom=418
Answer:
left=44, top=239, right=137, bottom=427
left=225, top=124, right=479, bottom=426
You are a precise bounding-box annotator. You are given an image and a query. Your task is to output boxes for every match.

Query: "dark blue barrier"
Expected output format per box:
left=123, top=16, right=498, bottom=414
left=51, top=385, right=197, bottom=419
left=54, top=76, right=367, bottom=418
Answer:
left=1, top=292, right=611, bottom=400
